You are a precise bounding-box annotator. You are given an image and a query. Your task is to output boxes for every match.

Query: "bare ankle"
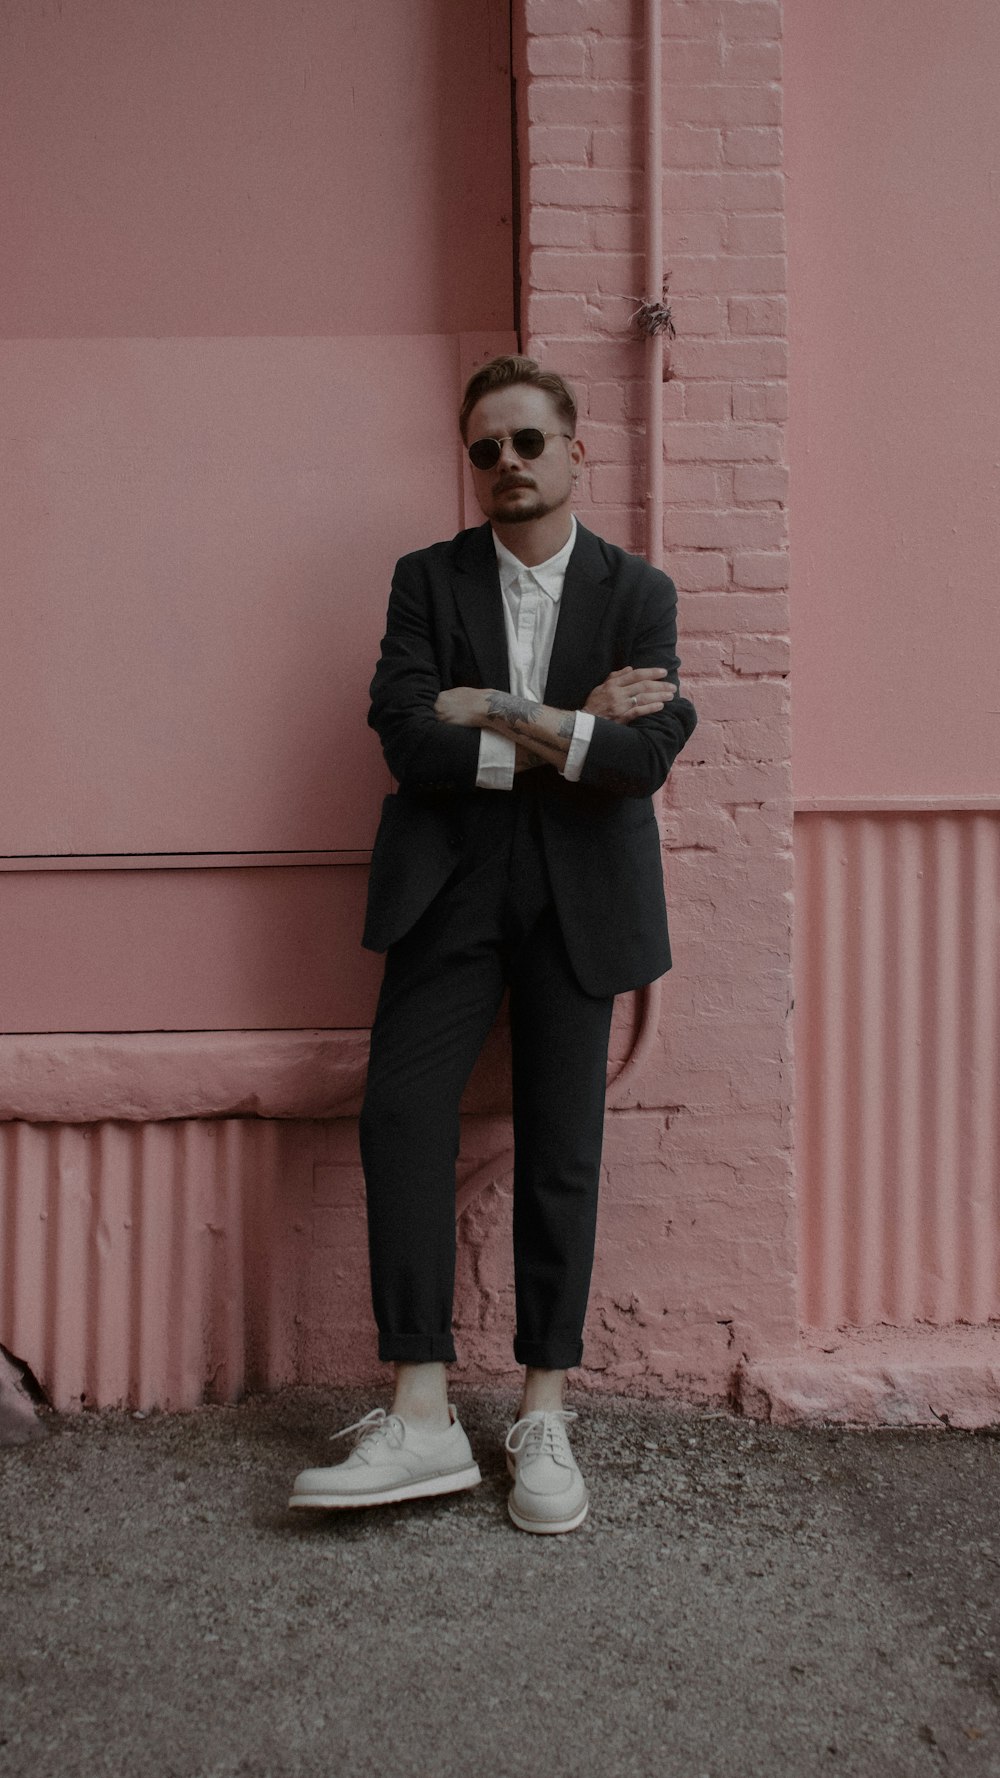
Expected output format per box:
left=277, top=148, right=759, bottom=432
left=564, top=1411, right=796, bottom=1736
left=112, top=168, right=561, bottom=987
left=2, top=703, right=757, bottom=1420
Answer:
left=391, top=1361, right=451, bottom=1430
left=518, top=1367, right=568, bottom=1419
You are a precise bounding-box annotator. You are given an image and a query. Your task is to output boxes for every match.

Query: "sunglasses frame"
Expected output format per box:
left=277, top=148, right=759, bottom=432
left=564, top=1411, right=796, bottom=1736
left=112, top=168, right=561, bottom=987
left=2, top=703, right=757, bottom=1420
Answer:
left=466, top=428, right=574, bottom=471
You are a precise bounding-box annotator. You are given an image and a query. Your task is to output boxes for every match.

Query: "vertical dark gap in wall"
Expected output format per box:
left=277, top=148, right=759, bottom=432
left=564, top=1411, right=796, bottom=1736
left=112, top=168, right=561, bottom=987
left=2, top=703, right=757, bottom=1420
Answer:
left=509, top=1, right=523, bottom=347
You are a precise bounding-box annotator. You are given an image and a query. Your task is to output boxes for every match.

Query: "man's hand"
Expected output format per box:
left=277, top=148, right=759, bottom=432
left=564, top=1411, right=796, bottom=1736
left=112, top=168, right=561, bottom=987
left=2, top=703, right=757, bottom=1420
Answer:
left=434, top=687, right=490, bottom=727
left=583, top=666, right=675, bottom=724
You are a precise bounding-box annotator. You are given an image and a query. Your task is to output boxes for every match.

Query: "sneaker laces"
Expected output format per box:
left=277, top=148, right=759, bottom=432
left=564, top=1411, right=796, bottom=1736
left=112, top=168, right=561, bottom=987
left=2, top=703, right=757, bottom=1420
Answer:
left=505, top=1408, right=578, bottom=1466
left=329, top=1408, right=405, bottom=1463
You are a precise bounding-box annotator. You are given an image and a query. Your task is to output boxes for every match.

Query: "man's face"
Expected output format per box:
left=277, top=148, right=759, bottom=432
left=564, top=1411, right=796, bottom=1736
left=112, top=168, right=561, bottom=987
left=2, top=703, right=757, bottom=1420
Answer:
left=465, top=385, right=584, bottom=528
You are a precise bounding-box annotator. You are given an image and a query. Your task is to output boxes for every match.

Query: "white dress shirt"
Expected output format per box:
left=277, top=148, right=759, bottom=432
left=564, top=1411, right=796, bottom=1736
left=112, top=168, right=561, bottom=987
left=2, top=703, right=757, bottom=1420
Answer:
left=476, top=515, right=596, bottom=790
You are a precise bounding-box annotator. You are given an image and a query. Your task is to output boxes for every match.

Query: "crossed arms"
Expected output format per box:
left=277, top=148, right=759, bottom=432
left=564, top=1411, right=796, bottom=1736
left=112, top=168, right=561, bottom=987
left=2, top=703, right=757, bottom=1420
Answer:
left=433, top=671, right=676, bottom=772
left=367, top=557, right=697, bottom=798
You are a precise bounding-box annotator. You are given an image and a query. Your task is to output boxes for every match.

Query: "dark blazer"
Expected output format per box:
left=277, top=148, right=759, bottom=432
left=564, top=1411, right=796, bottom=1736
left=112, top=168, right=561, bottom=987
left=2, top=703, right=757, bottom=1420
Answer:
left=362, top=520, right=697, bottom=998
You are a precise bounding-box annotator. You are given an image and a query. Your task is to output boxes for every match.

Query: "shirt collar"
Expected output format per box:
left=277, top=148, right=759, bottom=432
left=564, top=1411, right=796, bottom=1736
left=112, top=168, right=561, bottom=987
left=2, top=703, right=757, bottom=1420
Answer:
left=492, top=514, right=577, bottom=601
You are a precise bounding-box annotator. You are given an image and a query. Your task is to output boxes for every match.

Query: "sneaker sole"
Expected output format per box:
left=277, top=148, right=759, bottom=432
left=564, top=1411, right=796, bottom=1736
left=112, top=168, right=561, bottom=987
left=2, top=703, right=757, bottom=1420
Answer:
left=507, top=1495, right=589, bottom=1535
left=288, top=1463, right=482, bottom=1511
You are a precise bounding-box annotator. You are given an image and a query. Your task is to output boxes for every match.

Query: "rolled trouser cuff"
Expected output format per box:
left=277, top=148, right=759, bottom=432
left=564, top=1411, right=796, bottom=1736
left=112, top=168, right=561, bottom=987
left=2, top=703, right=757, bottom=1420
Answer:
left=513, top=1334, right=584, bottom=1370
left=377, top=1332, right=458, bottom=1364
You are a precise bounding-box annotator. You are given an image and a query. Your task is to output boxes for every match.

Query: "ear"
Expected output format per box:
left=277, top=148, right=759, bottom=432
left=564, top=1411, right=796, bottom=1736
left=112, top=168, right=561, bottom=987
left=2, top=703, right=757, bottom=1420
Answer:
left=570, top=436, right=586, bottom=471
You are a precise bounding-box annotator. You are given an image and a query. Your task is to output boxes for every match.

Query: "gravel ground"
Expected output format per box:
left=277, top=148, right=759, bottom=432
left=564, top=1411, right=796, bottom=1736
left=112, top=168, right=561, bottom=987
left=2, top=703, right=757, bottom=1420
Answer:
left=1, top=1388, right=999, bottom=1778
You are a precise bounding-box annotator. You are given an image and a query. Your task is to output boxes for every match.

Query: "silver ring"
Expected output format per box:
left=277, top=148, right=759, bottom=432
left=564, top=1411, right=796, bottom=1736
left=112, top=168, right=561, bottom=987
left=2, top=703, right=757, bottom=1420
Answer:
left=631, top=695, right=638, bottom=707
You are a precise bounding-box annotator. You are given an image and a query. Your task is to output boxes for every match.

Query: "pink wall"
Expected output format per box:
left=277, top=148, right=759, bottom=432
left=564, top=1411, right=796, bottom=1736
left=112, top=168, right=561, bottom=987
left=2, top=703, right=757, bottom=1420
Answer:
left=784, top=0, right=1000, bottom=1410
left=6, top=0, right=995, bottom=1422
left=0, top=0, right=513, bottom=338
left=786, top=0, right=1000, bottom=802
left=0, top=2, right=512, bottom=1033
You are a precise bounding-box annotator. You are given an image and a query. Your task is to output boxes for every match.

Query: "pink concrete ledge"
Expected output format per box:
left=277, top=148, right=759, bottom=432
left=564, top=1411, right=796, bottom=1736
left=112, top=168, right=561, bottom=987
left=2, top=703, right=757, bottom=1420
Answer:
left=0, top=1031, right=372, bottom=1123
left=736, top=1325, right=1000, bottom=1429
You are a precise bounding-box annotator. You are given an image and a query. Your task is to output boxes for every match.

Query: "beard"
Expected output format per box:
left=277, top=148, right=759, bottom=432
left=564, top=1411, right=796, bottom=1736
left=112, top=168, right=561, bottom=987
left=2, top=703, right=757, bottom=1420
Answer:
left=488, top=480, right=567, bottom=524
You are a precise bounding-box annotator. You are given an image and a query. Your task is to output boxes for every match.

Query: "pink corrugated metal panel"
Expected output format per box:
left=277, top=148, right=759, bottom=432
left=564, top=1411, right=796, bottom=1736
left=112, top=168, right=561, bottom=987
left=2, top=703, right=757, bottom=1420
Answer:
left=795, top=813, right=1000, bottom=1327
left=0, top=1119, right=308, bottom=1411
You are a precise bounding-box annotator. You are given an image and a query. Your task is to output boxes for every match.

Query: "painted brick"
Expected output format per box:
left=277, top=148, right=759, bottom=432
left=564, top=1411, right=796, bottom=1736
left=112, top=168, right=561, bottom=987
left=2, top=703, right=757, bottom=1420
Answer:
left=591, top=209, right=642, bottom=252
left=724, top=719, right=788, bottom=764
left=584, top=420, right=642, bottom=464
left=676, top=636, right=730, bottom=677
left=521, top=291, right=591, bottom=334
left=528, top=123, right=592, bottom=166
left=528, top=207, right=592, bottom=248
left=530, top=165, right=635, bottom=207
left=659, top=37, right=724, bottom=83
left=664, top=550, right=729, bottom=592
left=671, top=252, right=786, bottom=295
left=669, top=295, right=726, bottom=337
left=589, top=463, right=635, bottom=506
left=694, top=678, right=787, bottom=720
left=733, top=463, right=789, bottom=504
left=665, top=82, right=782, bottom=128
left=672, top=336, right=787, bottom=378
left=666, top=507, right=786, bottom=550
left=726, top=211, right=786, bottom=253
left=733, top=381, right=788, bottom=422
left=663, top=125, right=723, bottom=169
left=723, top=39, right=782, bottom=82
left=527, top=34, right=588, bottom=78
left=669, top=211, right=728, bottom=254
left=728, top=295, right=788, bottom=335
left=517, top=0, right=793, bottom=1408
left=528, top=81, right=635, bottom=129
left=527, top=0, right=638, bottom=31
left=664, top=168, right=784, bottom=211
left=593, top=291, right=646, bottom=333
left=683, top=590, right=790, bottom=634
left=732, top=634, right=791, bottom=675
left=591, top=125, right=641, bottom=169
left=719, top=1, right=782, bottom=41
left=531, top=339, right=643, bottom=382
left=588, top=36, right=642, bottom=82
left=587, top=379, right=630, bottom=423
left=664, top=420, right=783, bottom=463
left=663, top=463, right=726, bottom=504
left=662, top=2, right=725, bottom=40
left=682, top=381, right=732, bottom=422
left=722, top=126, right=783, bottom=167
left=733, top=550, right=790, bottom=589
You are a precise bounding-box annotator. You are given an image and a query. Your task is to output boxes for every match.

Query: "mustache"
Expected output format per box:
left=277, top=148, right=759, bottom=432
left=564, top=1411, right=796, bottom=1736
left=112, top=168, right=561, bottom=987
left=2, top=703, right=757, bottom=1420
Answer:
left=494, top=475, right=535, bottom=492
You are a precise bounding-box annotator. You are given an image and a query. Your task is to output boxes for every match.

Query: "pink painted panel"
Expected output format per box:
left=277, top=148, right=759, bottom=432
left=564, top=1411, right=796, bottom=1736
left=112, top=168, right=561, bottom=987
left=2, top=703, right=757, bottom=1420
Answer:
left=796, top=813, right=1000, bottom=1328
left=786, top=1, right=1000, bottom=798
left=0, top=865, right=383, bottom=1031
left=0, top=0, right=513, bottom=338
left=0, top=335, right=466, bottom=855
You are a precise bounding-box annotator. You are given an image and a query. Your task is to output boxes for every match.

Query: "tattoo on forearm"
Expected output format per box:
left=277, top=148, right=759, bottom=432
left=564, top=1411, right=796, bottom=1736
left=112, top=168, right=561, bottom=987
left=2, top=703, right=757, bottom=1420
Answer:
left=486, top=692, right=542, bottom=730
left=486, top=691, right=575, bottom=763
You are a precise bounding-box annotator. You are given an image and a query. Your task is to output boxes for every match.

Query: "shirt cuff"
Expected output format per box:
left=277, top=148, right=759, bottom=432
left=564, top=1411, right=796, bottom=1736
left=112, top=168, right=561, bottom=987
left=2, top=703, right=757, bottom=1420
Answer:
left=561, top=710, right=595, bottom=782
left=476, top=729, right=517, bottom=790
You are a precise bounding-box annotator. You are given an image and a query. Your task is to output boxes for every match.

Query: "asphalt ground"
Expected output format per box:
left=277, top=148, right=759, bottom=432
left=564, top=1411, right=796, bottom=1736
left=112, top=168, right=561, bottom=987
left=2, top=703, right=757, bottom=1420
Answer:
left=1, top=1387, right=999, bottom=1778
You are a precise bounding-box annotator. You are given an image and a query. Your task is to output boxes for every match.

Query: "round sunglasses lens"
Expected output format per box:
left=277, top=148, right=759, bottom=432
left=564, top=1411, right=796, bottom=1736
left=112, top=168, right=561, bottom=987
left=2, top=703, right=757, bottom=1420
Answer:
left=512, top=429, right=546, bottom=460
left=468, top=438, right=501, bottom=470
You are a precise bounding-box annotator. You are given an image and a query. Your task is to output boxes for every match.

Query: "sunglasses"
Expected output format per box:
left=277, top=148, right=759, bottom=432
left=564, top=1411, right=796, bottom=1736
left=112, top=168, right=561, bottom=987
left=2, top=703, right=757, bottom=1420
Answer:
left=466, top=428, right=573, bottom=471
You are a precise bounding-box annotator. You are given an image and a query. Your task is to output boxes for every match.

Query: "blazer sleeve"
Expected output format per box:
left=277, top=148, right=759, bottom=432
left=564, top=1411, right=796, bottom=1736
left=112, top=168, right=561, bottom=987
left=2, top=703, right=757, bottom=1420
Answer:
left=578, top=570, right=697, bottom=798
left=367, top=555, right=482, bottom=792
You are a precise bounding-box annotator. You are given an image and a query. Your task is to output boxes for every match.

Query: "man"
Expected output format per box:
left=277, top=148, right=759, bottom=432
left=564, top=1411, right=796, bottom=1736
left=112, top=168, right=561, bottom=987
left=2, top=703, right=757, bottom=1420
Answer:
left=290, top=356, right=696, bottom=1532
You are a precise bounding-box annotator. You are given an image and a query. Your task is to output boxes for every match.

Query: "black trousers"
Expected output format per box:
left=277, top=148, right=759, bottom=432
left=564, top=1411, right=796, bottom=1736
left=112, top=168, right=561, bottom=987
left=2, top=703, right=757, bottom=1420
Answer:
left=359, top=791, right=615, bottom=1370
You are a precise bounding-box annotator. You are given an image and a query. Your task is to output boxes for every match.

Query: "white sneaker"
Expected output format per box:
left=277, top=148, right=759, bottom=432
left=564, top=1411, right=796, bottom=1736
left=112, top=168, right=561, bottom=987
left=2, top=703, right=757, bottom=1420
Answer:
left=289, top=1406, right=482, bottom=1510
left=505, top=1409, right=589, bottom=1534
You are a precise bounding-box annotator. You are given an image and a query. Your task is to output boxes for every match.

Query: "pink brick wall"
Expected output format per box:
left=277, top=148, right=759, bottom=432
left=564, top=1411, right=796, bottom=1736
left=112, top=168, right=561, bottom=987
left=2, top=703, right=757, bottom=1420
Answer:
left=511, top=0, right=796, bottom=1394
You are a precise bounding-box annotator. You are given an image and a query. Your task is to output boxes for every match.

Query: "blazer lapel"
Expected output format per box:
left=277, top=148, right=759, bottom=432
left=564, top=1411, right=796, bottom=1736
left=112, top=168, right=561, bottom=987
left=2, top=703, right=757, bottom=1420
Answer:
left=452, top=523, right=510, bottom=692
left=543, top=522, right=612, bottom=706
